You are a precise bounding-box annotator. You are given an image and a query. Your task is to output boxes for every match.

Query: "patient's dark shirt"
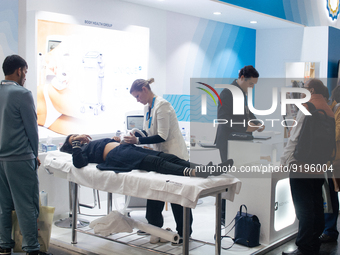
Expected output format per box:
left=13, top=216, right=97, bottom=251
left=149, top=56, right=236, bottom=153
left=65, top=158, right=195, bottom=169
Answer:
left=72, top=138, right=160, bottom=172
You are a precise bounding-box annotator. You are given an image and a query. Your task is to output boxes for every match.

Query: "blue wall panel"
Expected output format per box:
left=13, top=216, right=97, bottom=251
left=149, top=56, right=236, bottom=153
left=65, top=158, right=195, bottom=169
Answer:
left=219, top=0, right=321, bottom=26
left=166, top=19, right=256, bottom=122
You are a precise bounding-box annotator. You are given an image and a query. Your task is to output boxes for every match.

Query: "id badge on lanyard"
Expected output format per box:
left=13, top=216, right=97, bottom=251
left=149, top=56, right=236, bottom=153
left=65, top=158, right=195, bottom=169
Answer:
left=146, top=97, right=155, bottom=129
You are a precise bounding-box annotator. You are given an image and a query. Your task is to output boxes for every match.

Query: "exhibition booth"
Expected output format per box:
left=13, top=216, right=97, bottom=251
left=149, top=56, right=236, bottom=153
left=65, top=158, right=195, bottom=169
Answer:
left=2, top=0, right=340, bottom=254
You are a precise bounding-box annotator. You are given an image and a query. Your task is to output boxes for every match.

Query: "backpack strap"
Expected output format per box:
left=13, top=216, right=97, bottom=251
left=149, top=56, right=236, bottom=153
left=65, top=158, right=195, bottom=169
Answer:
left=239, top=204, right=248, bottom=216
left=305, top=101, right=330, bottom=117
left=305, top=102, right=316, bottom=112
left=307, top=101, right=337, bottom=162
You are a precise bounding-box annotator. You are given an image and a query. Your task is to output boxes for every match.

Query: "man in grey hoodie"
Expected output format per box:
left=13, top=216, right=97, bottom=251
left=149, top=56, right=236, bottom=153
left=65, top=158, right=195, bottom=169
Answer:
left=0, top=55, right=51, bottom=255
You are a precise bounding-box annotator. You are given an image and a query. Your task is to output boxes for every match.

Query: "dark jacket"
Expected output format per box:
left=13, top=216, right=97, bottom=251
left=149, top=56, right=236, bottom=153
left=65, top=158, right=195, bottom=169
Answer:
left=214, top=79, right=258, bottom=160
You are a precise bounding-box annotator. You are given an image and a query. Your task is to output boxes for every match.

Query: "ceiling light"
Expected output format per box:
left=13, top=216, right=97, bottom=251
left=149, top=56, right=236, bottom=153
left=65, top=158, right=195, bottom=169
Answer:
left=213, top=12, right=221, bottom=15
left=250, top=21, right=257, bottom=24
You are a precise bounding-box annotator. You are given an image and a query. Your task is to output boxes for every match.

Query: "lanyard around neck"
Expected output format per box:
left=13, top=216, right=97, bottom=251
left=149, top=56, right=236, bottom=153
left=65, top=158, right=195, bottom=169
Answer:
left=146, top=97, right=156, bottom=129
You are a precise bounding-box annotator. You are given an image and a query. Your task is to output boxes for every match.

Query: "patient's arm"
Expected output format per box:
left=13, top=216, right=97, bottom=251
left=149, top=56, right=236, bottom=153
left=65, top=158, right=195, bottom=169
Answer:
left=123, top=134, right=164, bottom=144
left=72, top=134, right=92, bottom=144
left=71, top=141, right=89, bottom=168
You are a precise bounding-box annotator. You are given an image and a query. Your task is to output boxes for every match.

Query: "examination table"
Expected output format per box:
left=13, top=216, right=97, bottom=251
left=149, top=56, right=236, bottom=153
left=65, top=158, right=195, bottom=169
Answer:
left=44, top=150, right=242, bottom=255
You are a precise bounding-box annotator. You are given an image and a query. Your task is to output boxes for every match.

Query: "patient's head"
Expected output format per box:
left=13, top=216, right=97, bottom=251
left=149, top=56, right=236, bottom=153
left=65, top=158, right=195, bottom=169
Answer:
left=60, top=134, right=92, bottom=154
left=59, top=134, right=74, bottom=154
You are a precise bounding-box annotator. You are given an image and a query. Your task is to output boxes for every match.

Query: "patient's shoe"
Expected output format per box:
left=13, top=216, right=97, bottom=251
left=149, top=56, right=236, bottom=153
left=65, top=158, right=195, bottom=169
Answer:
left=189, top=161, right=213, bottom=178
left=194, top=159, right=234, bottom=178
left=218, top=159, right=234, bottom=169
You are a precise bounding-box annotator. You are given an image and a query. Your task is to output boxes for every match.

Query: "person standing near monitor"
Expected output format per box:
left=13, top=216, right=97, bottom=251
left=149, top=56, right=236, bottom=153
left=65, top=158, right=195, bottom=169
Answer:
left=214, top=65, right=264, bottom=225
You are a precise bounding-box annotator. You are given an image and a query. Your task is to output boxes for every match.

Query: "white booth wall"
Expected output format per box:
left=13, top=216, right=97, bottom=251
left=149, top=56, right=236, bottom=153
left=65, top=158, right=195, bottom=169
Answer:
left=255, top=26, right=329, bottom=133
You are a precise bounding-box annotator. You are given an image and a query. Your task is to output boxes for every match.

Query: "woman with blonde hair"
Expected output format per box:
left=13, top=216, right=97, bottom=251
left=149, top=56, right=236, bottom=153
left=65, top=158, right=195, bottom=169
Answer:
left=125, top=78, right=190, bottom=245
left=126, top=78, right=188, bottom=159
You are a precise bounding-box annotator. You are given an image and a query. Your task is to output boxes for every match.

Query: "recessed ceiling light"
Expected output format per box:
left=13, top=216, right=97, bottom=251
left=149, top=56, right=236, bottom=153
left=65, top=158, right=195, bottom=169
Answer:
left=250, top=21, right=257, bottom=24
left=213, top=12, right=222, bottom=15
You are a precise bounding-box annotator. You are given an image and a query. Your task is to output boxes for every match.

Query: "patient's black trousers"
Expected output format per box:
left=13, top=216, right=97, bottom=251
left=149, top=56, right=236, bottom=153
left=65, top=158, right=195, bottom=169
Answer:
left=139, top=152, right=198, bottom=176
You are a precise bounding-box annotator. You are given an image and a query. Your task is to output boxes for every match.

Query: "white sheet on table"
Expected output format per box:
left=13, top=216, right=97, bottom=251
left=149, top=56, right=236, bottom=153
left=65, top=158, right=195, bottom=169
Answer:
left=44, top=151, right=241, bottom=208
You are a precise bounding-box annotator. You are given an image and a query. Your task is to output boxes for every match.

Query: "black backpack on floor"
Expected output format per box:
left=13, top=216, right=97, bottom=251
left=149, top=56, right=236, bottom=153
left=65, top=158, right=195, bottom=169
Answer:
left=293, top=102, right=336, bottom=164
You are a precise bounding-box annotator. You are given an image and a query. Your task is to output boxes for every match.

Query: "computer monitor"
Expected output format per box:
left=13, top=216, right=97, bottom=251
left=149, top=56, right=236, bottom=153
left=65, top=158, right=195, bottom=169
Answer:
left=126, top=115, right=144, bottom=130
left=125, top=110, right=144, bottom=132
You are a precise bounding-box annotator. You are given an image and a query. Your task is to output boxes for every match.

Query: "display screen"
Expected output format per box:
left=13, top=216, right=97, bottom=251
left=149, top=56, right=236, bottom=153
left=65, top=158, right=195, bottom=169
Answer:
left=37, top=19, right=148, bottom=137
left=127, top=115, right=144, bottom=131
left=47, top=40, right=61, bottom=52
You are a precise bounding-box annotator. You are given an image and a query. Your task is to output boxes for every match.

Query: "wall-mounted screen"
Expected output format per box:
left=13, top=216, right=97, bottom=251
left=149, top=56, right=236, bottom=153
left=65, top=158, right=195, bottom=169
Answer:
left=37, top=20, right=149, bottom=138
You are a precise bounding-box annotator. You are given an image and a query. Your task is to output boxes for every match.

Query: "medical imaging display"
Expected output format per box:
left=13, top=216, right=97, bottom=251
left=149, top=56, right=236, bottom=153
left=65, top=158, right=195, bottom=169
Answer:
left=37, top=20, right=149, bottom=136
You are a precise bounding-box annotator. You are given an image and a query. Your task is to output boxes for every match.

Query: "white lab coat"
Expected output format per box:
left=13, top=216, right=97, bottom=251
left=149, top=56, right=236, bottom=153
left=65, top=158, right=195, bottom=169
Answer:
left=143, top=96, right=189, bottom=160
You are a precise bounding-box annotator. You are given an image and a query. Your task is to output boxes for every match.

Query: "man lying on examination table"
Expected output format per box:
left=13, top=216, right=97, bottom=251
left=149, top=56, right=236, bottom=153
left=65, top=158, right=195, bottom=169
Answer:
left=60, top=134, right=233, bottom=178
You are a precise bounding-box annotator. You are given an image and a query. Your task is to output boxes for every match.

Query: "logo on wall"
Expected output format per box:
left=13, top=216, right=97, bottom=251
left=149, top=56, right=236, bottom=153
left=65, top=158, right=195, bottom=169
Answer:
left=327, top=0, right=340, bottom=20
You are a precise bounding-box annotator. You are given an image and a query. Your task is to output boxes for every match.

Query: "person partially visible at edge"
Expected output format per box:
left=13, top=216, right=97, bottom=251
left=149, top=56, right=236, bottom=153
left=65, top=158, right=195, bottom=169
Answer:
left=319, top=84, right=340, bottom=244
left=281, top=79, right=335, bottom=255
left=124, top=78, right=190, bottom=245
left=214, top=65, right=264, bottom=225
left=0, top=55, right=51, bottom=255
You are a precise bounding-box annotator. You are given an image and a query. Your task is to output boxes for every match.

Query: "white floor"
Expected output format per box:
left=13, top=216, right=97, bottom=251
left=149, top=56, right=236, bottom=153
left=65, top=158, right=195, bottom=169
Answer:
left=49, top=195, right=266, bottom=255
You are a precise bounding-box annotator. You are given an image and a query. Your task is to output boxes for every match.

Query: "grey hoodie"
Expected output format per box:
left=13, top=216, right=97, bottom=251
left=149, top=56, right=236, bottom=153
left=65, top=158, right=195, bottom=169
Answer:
left=0, top=80, right=38, bottom=161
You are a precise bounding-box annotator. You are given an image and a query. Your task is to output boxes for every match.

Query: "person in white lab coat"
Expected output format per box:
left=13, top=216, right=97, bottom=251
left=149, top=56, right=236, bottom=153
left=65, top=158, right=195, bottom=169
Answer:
left=126, top=78, right=191, bottom=244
